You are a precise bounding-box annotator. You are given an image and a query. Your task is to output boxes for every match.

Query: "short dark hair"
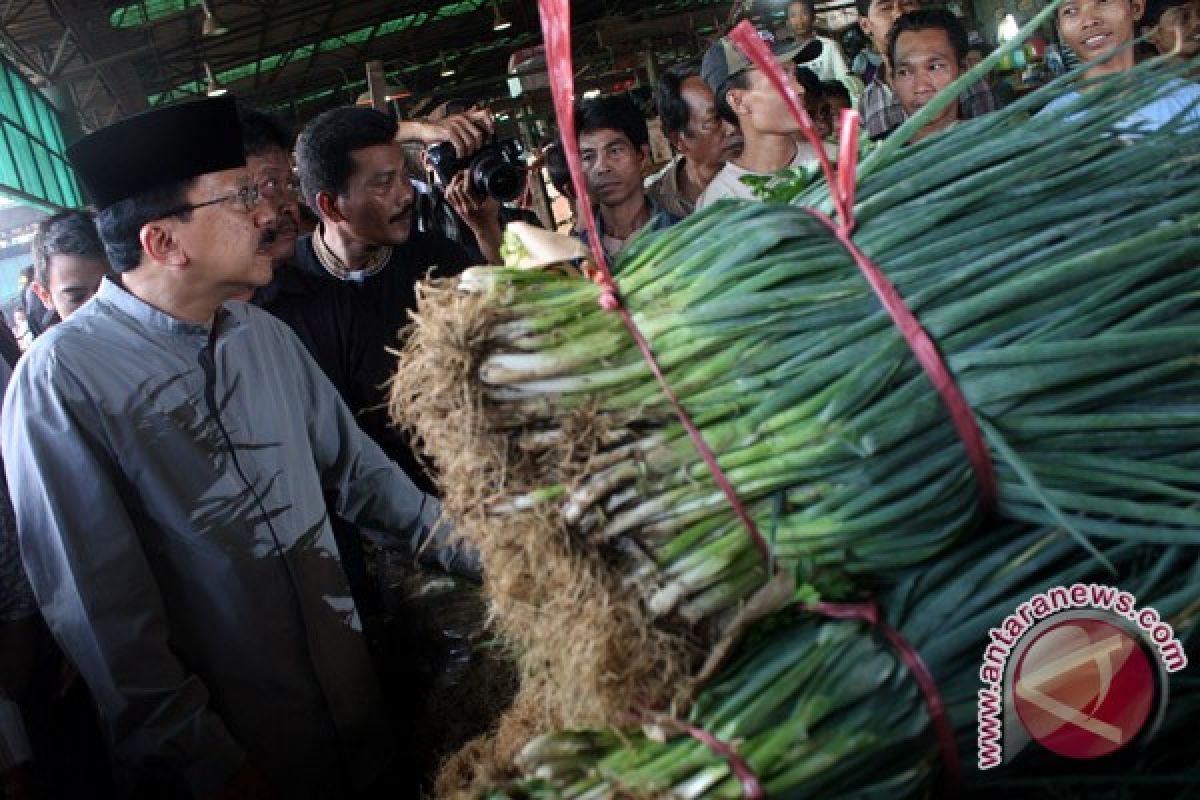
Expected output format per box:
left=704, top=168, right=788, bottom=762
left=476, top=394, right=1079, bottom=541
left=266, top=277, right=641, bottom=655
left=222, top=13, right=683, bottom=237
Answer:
left=574, top=95, right=649, bottom=151
left=95, top=181, right=194, bottom=273
left=789, top=0, right=817, bottom=16
left=795, top=66, right=823, bottom=101
left=655, top=62, right=701, bottom=137
left=820, top=80, right=852, bottom=105
left=1142, top=0, right=1189, bottom=28
left=856, top=0, right=874, bottom=19
left=294, top=106, right=398, bottom=208
left=238, top=108, right=294, bottom=158
left=887, top=9, right=969, bottom=68
left=714, top=71, right=751, bottom=125
left=31, top=210, right=106, bottom=285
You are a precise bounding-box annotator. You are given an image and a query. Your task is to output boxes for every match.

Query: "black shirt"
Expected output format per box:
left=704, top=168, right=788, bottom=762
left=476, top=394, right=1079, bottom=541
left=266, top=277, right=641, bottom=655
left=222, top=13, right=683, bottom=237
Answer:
left=255, top=227, right=472, bottom=493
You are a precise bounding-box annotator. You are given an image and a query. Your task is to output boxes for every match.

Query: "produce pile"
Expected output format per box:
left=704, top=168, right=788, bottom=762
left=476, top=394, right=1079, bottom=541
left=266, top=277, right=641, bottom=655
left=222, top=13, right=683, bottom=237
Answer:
left=390, top=49, right=1200, bottom=796
left=490, top=527, right=1199, bottom=798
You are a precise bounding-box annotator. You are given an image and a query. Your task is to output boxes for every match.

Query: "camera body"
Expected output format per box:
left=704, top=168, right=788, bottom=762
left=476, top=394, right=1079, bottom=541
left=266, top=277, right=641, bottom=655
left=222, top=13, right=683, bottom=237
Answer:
left=426, top=137, right=525, bottom=202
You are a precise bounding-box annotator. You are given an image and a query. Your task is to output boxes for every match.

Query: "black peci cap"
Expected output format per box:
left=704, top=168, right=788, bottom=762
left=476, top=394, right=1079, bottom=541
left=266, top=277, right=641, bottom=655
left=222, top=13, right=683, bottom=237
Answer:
left=67, top=96, right=246, bottom=211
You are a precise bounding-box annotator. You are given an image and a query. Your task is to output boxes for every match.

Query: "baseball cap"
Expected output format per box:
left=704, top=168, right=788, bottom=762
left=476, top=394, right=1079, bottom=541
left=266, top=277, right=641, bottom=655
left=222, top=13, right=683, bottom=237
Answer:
left=701, top=27, right=803, bottom=93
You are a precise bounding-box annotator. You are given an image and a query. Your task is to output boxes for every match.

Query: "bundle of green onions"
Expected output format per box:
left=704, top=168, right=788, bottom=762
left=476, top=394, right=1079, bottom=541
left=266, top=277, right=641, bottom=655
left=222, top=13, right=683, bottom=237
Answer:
left=488, top=525, right=1199, bottom=799
left=393, top=62, right=1200, bottom=733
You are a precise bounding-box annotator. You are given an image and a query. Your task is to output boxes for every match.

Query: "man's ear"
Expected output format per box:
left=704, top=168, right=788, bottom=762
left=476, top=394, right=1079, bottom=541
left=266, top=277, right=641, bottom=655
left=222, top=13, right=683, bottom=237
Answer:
left=667, top=129, right=686, bottom=155
left=314, top=190, right=344, bottom=224
left=637, top=144, right=651, bottom=170
left=727, top=86, right=751, bottom=117
left=1130, top=0, right=1146, bottom=22
left=30, top=280, right=51, bottom=308
left=139, top=220, right=187, bottom=269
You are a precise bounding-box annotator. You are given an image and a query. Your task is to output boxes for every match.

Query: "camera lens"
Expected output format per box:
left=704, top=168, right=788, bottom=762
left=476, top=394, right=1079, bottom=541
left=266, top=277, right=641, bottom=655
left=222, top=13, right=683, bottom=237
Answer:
left=473, top=158, right=523, bottom=202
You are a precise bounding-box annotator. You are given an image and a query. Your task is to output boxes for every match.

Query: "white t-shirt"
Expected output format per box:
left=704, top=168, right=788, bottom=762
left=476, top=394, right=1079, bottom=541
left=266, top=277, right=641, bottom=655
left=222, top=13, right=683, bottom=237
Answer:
left=1038, top=77, right=1200, bottom=134
left=696, top=139, right=837, bottom=209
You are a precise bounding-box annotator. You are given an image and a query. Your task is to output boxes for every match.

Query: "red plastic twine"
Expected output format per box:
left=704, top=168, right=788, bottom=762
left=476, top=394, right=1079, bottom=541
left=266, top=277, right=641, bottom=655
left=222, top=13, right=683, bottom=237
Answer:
left=536, top=0, right=773, bottom=563
left=678, top=720, right=766, bottom=800
left=806, top=602, right=962, bottom=795
left=727, top=22, right=996, bottom=509
left=622, top=710, right=765, bottom=800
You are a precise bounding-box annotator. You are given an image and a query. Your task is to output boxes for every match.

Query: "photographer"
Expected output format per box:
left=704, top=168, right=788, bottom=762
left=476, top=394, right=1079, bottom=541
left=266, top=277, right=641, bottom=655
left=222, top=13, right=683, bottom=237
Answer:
left=417, top=99, right=534, bottom=265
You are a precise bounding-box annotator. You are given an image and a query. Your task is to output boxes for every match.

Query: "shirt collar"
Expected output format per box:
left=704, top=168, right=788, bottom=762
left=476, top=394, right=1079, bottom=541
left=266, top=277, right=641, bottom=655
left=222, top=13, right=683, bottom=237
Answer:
left=97, top=276, right=236, bottom=339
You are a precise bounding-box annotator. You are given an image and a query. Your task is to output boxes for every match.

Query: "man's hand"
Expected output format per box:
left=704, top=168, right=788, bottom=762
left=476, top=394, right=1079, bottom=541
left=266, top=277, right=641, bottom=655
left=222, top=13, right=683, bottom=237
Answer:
left=397, top=109, right=495, bottom=158
left=444, top=172, right=504, bottom=265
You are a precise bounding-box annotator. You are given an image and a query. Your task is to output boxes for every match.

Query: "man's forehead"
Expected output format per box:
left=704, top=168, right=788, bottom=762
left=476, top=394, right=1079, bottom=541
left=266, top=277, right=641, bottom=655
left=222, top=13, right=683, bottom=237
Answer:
left=579, top=129, right=634, bottom=149
left=895, top=27, right=956, bottom=58
left=195, top=166, right=253, bottom=187
left=348, top=142, right=405, bottom=173
left=247, top=147, right=291, bottom=170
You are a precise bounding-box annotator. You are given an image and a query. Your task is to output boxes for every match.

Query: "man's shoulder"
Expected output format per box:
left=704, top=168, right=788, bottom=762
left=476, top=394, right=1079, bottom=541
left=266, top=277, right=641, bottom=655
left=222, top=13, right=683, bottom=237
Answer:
left=1138, top=78, right=1200, bottom=126
left=5, top=307, right=125, bottom=401
left=697, top=163, right=752, bottom=208
left=401, top=227, right=474, bottom=277
left=646, top=159, right=692, bottom=219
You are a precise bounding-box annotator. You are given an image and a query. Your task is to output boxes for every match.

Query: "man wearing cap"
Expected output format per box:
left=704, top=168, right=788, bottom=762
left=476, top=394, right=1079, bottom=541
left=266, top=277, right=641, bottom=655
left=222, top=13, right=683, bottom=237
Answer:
left=1, top=96, right=476, bottom=799
left=697, top=28, right=837, bottom=208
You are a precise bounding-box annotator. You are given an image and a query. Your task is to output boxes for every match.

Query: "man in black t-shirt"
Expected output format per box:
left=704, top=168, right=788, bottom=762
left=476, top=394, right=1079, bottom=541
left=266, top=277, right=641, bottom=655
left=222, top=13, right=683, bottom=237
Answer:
left=258, top=106, right=492, bottom=494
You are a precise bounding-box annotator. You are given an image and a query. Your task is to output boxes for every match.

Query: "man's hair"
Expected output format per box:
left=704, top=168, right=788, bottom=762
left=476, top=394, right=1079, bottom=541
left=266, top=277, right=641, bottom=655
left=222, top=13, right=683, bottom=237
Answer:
left=32, top=210, right=106, bottom=285
left=239, top=108, right=294, bottom=158
left=1142, top=0, right=1189, bottom=28
left=95, top=181, right=194, bottom=273
left=820, top=80, right=852, bottom=104
left=714, top=71, right=752, bottom=125
left=795, top=66, right=823, bottom=101
left=294, top=106, right=398, bottom=208
left=574, top=95, right=649, bottom=150
left=789, top=0, right=817, bottom=17
left=856, top=0, right=874, bottom=20
left=654, top=62, right=701, bottom=137
left=887, top=9, right=969, bottom=68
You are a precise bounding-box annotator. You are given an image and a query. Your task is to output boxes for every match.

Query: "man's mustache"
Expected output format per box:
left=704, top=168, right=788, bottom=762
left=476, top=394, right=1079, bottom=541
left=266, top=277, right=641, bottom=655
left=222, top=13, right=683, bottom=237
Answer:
left=258, top=213, right=299, bottom=250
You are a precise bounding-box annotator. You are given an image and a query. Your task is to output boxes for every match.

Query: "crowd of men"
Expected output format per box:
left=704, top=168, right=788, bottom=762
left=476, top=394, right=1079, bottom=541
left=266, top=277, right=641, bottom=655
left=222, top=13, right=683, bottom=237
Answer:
left=0, top=0, right=1196, bottom=796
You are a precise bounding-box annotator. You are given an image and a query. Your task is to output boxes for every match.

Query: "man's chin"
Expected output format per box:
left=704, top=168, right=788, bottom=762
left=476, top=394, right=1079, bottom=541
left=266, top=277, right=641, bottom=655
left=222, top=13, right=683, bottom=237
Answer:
left=265, top=234, right=297, bottom=265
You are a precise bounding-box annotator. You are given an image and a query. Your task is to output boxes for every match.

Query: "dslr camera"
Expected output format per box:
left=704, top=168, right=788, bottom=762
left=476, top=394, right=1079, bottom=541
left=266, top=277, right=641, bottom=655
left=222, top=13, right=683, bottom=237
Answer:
left=426, top=136, right=525, bottom=202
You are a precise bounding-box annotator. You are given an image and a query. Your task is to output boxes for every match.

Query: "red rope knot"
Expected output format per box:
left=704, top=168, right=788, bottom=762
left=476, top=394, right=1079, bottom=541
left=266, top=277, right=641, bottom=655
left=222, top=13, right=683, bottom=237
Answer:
left=727, top=19, right=996, bottom=510
left=594, top=273, right=621, bottom=311
left=537, top=0, right=774, bottom=568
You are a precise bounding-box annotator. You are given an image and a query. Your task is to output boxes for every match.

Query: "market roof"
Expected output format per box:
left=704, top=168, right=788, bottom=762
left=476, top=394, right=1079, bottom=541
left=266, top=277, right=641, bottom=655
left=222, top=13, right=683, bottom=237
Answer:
left=0, top=0, right=736, bottom=131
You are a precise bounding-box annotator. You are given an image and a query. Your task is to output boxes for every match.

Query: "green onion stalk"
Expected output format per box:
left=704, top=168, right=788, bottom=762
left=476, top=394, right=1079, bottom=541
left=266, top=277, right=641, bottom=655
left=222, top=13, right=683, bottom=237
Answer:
left=404, top=58, right=1200, bottom=640
left=485, top=524, right=1200, bottom=799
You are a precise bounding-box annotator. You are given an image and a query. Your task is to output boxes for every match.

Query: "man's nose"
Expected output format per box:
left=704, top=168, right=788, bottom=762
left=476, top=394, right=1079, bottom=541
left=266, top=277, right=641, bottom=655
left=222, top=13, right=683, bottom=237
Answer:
left=253, top=196, right=280, bottom=227
left=915, top=69, right=938, bottom=92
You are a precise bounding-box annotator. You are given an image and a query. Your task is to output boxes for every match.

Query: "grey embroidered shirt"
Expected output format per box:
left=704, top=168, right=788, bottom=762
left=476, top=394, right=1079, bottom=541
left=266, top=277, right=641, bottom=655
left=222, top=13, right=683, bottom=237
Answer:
left=1, top=278, right=466, bottom=798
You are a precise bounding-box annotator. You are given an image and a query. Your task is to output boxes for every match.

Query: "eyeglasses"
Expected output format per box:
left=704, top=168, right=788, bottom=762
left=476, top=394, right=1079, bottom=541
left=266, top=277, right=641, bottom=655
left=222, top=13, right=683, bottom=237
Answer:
left=259, top=174, right=303, bottom=199
left=160, top=183, right=264, bottom=218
